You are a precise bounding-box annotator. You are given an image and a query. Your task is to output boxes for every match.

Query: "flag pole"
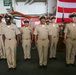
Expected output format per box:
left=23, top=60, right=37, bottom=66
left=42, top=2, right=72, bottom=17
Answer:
left=59, top=7, right=65, bottom=37
left=62, top=7, right=64, bottom=23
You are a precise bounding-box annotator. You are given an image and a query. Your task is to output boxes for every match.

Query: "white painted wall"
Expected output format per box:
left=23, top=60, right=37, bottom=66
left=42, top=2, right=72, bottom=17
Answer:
left=15, top=2, right=47, bottom=15
left=15, top=0, right=57, bottom=15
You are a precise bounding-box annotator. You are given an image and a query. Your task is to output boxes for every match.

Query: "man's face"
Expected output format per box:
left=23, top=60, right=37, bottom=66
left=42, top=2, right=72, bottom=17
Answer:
left=24, top=23, right=29, bottom=27
left=73, top=17, right=76, bottom=23
left=5, top=18, right=11, bottom=24
left=40, top=18, right=46, bottom=24
left=46, top=21, right=49, bottom=25
left=51, top=19, right=56, bottom=23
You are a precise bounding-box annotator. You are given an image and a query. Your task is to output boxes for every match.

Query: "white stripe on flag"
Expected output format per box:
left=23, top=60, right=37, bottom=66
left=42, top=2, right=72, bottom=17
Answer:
left=58, top=0, right=76, bottom=8
left=56, top=12, right=70, bottom=18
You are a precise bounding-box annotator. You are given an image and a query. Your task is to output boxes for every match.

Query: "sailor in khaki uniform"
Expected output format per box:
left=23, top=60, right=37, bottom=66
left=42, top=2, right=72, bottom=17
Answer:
left=64, top=12, right=76, bottom=67
left=49, top=16, right=59, bottom=59
left=20, top=20, right=33, bottom=60
left=34, top=15, right=50, bottom=68
left=2, top=14, right=20, bottom=70
left=0, top=14, right=6, bottom=60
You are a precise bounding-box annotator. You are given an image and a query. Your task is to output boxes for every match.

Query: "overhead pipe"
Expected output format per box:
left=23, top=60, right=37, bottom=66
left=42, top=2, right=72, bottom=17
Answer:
left=24, top=0, right=29, bottom=5
left=29, top=0, right=34, bottom=5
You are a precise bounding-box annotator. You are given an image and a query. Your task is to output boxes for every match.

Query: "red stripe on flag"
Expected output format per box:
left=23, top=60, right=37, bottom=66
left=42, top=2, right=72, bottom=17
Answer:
left=58, top=7, right=76, bottom=13
left=59, top=0, right=76, bottom=2
left=56, top=0, right=76, bottom=23
left=57, top=18, right=71, bottom=23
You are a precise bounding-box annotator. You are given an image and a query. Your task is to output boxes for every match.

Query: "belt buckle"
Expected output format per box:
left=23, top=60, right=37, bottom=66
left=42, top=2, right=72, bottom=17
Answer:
left=54, top=36, right=56, bottom=38
left=26, top=39, right=28, bottom=40
left=42, top=39, right=45, bottom=41
left=73, top=39, right=75, bottom=40
left=9, top=39, right=11, bottom=40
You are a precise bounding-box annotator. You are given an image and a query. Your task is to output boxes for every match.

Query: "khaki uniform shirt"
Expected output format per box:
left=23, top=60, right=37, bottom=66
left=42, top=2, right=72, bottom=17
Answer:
left=0, top=22, right=6, bottom=35
left=20, top=26, right=33, bottom=39
left=2, top=23, right=20, bottom=39
left=34, top=24, right=50, bottom=39
left=64, top=23, right=76, bottom=39
left=49, top=23, right=59, bottom=37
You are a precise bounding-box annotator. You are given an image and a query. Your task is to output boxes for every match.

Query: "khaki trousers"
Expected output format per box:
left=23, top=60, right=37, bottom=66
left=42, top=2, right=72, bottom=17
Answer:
left=49, top=37, right=58, bottom=58
left=5, top=38, right=17, bottom=68
left=0, top=35, right=6, bottom=59
left=22, top=39, right=31, bottom=59
left=37, top=39, right=49, bottom=66
left=66, top=38, right=76, bottom=64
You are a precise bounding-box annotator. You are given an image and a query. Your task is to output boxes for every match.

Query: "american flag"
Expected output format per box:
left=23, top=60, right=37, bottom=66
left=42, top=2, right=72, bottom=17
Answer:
left=56, top=0, right=76, bottom=23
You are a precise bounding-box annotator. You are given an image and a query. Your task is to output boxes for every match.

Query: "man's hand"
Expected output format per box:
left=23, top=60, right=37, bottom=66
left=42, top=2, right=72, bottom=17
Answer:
left=35, top=41, right=37, bottom=47
left=64, top=33, right=67, bottom=44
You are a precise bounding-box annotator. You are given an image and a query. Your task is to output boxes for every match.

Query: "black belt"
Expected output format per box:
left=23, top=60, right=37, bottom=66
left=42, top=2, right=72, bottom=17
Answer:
left=25, top=39, right=30, bottom=40
left=40, top=39, right=46, bottom=41
left=23, top=38, right=30, bottom=40
left=54, top=36, right=56, bottom=38
left=8, top=39, right=11, bottom=40
left=42, top=39, right=46, bottom=41
left=7, top=38, right=15, bottom=40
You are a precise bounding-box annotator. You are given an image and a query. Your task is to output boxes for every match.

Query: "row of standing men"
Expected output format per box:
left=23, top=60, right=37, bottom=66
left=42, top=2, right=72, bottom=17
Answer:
left=0, top=12, right=76, bottom=71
